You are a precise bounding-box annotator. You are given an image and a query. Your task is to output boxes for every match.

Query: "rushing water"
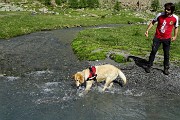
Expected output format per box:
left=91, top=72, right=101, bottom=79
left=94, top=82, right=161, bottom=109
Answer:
left=0, top=70, right=180, bottom=120
left=0, top=25, right=180, bottom=120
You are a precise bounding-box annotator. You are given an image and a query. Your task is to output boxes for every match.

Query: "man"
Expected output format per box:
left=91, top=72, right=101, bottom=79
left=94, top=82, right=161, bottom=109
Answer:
left=145, top=2, right=179, bottom=75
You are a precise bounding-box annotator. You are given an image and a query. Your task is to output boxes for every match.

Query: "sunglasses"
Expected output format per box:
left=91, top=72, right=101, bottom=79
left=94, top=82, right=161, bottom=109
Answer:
left=165, top=8, right=171, bottom=11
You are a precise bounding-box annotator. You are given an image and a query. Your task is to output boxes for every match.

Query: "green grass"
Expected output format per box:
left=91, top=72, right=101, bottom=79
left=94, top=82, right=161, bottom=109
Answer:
left=1, top=8, right=179, bottom=66
left=72, top=25, right=180, bottom=66
left=0, top=9, right=146, bottom=39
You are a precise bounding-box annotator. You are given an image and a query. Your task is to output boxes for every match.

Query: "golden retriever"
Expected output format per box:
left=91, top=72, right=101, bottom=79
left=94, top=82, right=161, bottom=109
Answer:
left=72, top=64, right=127, bottom=93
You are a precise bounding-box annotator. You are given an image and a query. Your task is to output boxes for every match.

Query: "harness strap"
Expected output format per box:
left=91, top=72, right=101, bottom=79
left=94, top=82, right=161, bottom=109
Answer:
left=87, top=66, right=97, bottom=81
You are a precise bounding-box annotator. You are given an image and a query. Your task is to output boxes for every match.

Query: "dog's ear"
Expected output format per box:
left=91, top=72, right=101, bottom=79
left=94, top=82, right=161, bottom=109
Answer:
left=72, top=74, right=75, bottom=80
left=78, top=74, right=84, bottom=84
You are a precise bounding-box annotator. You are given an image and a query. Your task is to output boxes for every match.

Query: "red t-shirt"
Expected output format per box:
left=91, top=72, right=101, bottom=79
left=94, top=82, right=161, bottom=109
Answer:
left=153, top=12, right=179, bottom=39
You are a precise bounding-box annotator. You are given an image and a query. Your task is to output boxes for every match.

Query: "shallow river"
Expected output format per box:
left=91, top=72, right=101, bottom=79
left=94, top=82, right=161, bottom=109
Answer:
left=0, top=25, right=180, bottom=120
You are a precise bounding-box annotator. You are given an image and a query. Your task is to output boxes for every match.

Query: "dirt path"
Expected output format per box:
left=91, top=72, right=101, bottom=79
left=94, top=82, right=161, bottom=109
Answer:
left=0, top=28, right=180, bottom=96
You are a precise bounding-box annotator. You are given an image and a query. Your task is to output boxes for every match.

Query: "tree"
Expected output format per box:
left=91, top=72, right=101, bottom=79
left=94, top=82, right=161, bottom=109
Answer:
left=69, top=0, right=79, bottom=8
left=87, top=0, right=99, bottom=8
left=55, top=0, right=62, bottom=5
left=43, top=0, right=57, bottom=7
left=4, top=0, right=10, bottom=3
left=174, top=2, right=180, bottom=14
left=79, top=0, right=87, bottom=8
left=50, top=0, right=57, bottom=7
left=151, top=0, right=160, bottom=11
left=113, top=1, right=121, bottom=12
left=43, top=0, right=51, bottom=5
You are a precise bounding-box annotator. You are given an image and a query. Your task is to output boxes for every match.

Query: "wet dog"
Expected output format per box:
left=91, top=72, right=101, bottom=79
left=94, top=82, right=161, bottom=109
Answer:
left=72, top=64, right=127, bottom=93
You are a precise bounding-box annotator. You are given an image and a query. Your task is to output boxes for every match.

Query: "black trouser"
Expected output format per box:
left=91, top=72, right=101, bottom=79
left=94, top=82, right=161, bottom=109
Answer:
left=148, top=37, right=171, bottom=69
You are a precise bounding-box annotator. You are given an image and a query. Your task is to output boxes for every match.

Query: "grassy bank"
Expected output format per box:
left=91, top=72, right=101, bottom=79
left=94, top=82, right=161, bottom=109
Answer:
left=0, top=9, right=147, bottom=39
left=72, top=25, right=180, bottom=66
left=2, top=8, right=179, bottom=66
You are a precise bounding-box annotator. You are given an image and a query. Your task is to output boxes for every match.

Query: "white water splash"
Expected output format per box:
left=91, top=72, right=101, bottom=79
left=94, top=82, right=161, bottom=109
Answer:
left=33, top=81, right=78, bottom=109
left=27, top=70, right=53, bottom=76
left=6, top=76, right=20, bottom=81
left=44, top=82, right=59, bottom=87
left=123, top=89, right=144, bottom=97
left=40, top=82, right=60, bottom=94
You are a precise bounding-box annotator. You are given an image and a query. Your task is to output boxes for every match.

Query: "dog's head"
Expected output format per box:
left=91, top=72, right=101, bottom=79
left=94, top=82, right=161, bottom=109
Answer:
left=72, top=72, right=85, bottom=88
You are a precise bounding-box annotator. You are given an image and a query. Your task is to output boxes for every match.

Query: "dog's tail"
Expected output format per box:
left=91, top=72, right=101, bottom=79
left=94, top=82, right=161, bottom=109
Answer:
left=118, top=69, right=127, bottom=85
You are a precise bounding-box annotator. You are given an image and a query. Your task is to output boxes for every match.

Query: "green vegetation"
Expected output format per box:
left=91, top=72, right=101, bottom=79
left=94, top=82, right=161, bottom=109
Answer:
left=109, top=53, right=127, bottom=63
left=1, top=0, right=180, bottom=66
left=72, top=25, right=150, bottom=60
left=151, top=0, right=160, bottom=11
left=113, top=1, right=121, bottom=12
left=174, top=1, right=180, bottom=14
left=72, top=25, right=180, bottom=65
left=0, top=9, right=146, bottom=39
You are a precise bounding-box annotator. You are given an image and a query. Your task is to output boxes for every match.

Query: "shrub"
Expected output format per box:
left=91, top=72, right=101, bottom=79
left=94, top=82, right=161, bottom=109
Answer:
left=109, top=53, right=126, bottom=63
left=113, top=1, right=121, bottom=12
left=151, top=0, right=160, bottom=11
left=174, top=2, right=180, bottom=15
left=87, top=0, right=99, bottom=8
left=55, top=0, right=62, bottom=5
left=44, top=0, right=51, bottom=5
left=79, top=0, right=87, bottom=8
left=69, top=0, right=79, bottom=8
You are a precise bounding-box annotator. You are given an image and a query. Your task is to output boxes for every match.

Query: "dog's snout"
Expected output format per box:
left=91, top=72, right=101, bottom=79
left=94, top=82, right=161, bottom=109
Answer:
left=71, top=83, right=77, bottom=88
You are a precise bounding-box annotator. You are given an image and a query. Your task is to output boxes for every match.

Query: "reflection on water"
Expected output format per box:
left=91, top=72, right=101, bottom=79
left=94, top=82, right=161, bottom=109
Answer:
left=0, top=70, right=180, bottom=120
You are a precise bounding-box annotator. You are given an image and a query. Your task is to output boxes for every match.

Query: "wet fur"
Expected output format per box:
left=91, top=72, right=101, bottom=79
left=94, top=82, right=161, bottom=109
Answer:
left=72, top=64, right=127, bottom=93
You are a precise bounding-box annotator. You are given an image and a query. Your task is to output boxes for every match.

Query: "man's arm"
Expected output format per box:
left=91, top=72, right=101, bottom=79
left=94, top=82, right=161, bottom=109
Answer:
left=171, top=27, right=178, bottom=41
left=145, top=20, right=156, bottom=38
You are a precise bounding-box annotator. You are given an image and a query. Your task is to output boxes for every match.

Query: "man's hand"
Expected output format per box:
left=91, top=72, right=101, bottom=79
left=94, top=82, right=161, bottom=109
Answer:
left=145, top=31, right=149, bottom=37
left=171, top=36, right=177, bottom=42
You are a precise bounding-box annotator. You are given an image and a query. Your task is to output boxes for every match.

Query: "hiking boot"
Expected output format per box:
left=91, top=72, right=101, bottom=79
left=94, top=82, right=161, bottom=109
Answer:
left=145, top=67, right=150, bottom=73
left=164, top=68, right=169, bottom=75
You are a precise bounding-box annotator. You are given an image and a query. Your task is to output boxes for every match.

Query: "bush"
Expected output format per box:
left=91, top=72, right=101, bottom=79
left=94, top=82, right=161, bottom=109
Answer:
left=87, top=0, right=99, bottom=8
left=69, top=0, right=79, bottom=8
left=174, top=2, right=180, bottom=15
left=44, top=0, right=51, bottom=5
left=55, top=0, right=62, bottom=5
left=113, top=1, right=121, bottom=12
left=79, top=0, right=87, bottom=8
left=151, top=0, right=160, bottom=11
left=109, top=53, right=126, bottom=63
